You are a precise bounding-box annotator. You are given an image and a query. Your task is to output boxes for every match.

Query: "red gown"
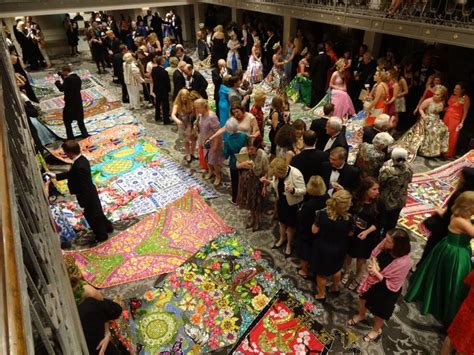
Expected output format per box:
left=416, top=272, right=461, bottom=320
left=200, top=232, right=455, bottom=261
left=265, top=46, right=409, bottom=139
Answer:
left=448, top=271, right=474, bottom=353
left=443, top=94, right=470, bottom=158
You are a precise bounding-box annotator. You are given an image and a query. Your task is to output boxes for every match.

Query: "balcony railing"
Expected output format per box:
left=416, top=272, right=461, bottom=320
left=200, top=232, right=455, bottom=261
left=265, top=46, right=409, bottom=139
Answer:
left=251, top=0, right=474, bottom=28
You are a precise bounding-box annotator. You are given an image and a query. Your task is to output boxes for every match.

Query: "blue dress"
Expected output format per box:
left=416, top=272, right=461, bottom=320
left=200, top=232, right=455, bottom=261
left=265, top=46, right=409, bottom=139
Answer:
left=218, top=84, right=231, bottom=134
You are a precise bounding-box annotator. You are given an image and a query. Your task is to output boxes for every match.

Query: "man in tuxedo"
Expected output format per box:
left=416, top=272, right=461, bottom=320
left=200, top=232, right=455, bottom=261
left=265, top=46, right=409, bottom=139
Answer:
left=321, top=147, right=359, bottom=195
left=47, top=141, right=113, bottom=243
left=310, top=102, right=334, bottom=151
left=363, top=114, right=390, bottom=144
left=150, top=55, right=171, bottom=124
left=262, top=27, right=280, bottom=77
left=186, top=64, right=208, bottom=99
left=55, top=66, right=89, bottom=139
left=170, top=9, right=183, bottom=44
left=113, top=45, right=129, bottom=103
left=291, top=130, right=327, bottom=184
left=212, top=59, right=233, bottom=116
left=175, top=45, right=193, bottom=66
left=310, top=43, right=331, bottom=107
left=172, top=61, right=187, bottom=99
left=323, top=116, right=348, bottom=154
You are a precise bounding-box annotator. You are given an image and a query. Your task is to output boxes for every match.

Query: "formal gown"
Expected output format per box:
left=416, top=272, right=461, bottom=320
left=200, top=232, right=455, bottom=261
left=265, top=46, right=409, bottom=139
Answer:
left=286, top=60, right=312, bottom=107
left=226, top=39, right=242, bottom=72
left=331, top=75, right=355, bottom=118
left=443, top=94, right=470, bottom=158
left=244, top=53, right=263, bottom=84
left=394, top=100, right=449, bottom=161
left=405, top=231, right=472, bottom=327
left=211, top=38, right=227, bottom=67
left=366, top=83, right=387, bottom=126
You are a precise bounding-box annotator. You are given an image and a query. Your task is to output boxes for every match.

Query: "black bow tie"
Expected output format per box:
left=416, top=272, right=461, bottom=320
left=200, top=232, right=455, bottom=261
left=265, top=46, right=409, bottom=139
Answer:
left=332, top=167, right=342, bottom=173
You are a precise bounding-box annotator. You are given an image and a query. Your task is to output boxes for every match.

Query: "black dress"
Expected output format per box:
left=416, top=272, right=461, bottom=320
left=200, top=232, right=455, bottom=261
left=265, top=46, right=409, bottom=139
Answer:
left=297, top=195, right=329, bottom=262
left=310, top=209, right=353, bottom=276
left=348, top=200, right=384, bottom=259
left=276, top=168, right=298, bottom=228
left=211, top=38, right=226, bottom=67
left=360, top=250, right=400, bottom=320
left=268, top=109, right=285, bottom=155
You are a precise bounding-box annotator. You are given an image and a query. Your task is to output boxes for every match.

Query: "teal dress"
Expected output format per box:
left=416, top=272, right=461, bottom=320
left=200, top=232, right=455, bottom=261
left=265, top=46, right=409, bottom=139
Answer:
left=405, top=231, right=472, bottom=327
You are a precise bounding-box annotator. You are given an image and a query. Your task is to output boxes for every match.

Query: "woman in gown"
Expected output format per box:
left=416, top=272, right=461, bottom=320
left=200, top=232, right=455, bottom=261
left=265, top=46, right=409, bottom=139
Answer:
left=265, top=42, right=288, bottom=94
left=236, top=137, right=269, bottom=231
left=217, top=75, right=231, bottom=128
left=443, top=83, right=471, bottom=158
left=284, top=38, right=295, bottom=80
left=211, top=25, right=226, bottom=67
left=414, top=73, right=442, bottom=115
left=310, top=189, right=353, bottom=302
left=330, top=59, right=356, bottom=119
left=348, top=229, right=412, bottom=342
left=244, top=42, right=263, bottom=84
left=406, top=191, right=474, bottom=328
left=364, top=70, right=389, bottom=126
left=395, top=85, right=449, bottom=160
left=286, top=48, right=312, bottom=107
left=226, top=31, right=241, bottom=72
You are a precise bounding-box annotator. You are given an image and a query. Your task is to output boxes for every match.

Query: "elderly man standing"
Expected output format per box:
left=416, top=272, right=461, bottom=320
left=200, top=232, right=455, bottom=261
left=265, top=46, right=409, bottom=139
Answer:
left=363, top=113, right=391, bottom=144
left=323, top=116, right=348, bottom=154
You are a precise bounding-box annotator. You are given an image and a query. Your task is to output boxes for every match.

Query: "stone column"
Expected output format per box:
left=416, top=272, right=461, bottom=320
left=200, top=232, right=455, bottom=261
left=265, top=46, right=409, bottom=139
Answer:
left=193, top=2, right=205, bottom=31
left=363, top=30, right=383, bottom=58
left=177, top=5, right=192, bottom=43
left=282, top=15, right=296, bottom=43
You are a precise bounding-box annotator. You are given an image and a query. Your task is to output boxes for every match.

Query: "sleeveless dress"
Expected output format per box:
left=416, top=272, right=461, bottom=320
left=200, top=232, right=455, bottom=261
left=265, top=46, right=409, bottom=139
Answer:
left=385, top=81, right=396, bottom=116
left=405, top=231, right=472, bottom=327
left=330, top=74, right=355, bottom=118
left=366, top=83, right=387, bottom=126
left=443, top=94, right=470, bottom=158
left=211, top=38, right=226, bottom=67
left=226, top=39, right=241, bottom=72
left=394, top=100, right=449, bottom=161
left=245, top=53, right=263, bottom=84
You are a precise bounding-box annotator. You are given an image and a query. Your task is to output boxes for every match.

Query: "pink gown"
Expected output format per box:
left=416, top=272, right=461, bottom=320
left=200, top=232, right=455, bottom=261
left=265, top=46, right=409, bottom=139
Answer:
left=330, top=74, right=355, bottom=118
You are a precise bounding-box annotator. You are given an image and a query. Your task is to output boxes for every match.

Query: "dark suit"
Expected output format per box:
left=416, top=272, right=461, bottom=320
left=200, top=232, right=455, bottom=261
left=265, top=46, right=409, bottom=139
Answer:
left=55, top=73, right=88, bottom=139
left=320, top=161, right=360, bottom=193
left=56, top=156, right=112, bottom=240
left=211, top=67, right=232, bottom=116
left=113, top=52, right=128, bottom=103
left=290, top=148, right=327, bottom=183
left=362, top=126, right=381, bottom=144
left=190, top=70, right=208, bottom=99
left=179, top=55, right=193, bottom=66
left=310, top=52, right=331, bottom=106
left=152, top=65, right=171, bottom=123
left=323, top=132, right=349, bottom=154
left=310, top=118, right=330, bottom=151
left=172, top=69, right=186, bottom=99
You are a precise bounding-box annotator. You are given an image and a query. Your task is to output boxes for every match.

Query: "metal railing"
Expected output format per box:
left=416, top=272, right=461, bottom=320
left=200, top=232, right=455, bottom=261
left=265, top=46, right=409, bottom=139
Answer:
left=251, top=0, right=474, bottom=27
left=0, top=30, right=88, bottom=354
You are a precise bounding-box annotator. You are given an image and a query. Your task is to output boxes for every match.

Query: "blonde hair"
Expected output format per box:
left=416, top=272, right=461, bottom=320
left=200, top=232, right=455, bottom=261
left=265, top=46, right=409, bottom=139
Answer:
left=174, top=89, right=193, bottom=115
left=326, top=189, right=352, bottom=220
left=253, top=90, right=266, bottom=105
left=268, top=157, right=288, bottom=178
left=214, top=25, right=224, bottom=33
left=335, top=58, right=346, bottom=71
left=451, top=191, right=474, bottom=218
left=123, top=52, right=134, bottom=63
left=434, top=85, right=448, bottom=98
left=307, top=176, right=326, bottom=197
left=189, top=90, right=202, bottom=101
left=147, top=32, right=157, bottom=43
left=193, top=98, right=209, bottom=110
left=375, top=70, right=388, bottom=82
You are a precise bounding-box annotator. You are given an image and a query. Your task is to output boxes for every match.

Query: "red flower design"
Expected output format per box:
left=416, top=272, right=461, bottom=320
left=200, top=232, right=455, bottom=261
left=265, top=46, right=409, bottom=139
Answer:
left=303, top=301, right=314, bottom=311
left=252, top=250, right=262, bottom=260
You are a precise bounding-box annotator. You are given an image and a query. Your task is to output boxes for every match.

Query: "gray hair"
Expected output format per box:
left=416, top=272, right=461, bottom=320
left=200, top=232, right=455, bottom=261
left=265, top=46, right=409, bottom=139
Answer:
left=391, top=147, right=408, bottom=162
left=374, top=114, right=390, bottom=131
left=328, top=116, right=343, bottom=132
left=373, top=132, right=394, bottom=148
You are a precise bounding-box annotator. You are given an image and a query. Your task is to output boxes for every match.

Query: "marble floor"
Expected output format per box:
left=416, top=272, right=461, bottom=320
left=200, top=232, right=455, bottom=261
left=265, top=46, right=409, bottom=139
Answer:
left=42, top=50, right=446, bottom=354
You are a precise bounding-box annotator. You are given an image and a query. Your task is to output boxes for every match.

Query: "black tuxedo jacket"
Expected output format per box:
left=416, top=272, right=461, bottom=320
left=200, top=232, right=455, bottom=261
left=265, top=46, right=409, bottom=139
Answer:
left=310, top=118, right=330, bottom=151
left=323, top=132, right=349, bottom=153
left=211, top=67, right=233, bottom=102
left=178, top=55, right=193, bottom=66
left=152, top=65, right=171, bottom=98
left=362, top=126, right=381, bottom=144
left=56, top=155, right=99, bottom=207
left=55, top=73, right=82, bottom=111
left=172, top=69, right=186, bottom=99
left=264, top=34, right=280, bottom=64
left=310, top=53, right=331, bottom=88
left=290, top=148, right=328, bottom=183
left=191, top=70, right=208, bottom=99
left=320, top=161, right=360, bottom=192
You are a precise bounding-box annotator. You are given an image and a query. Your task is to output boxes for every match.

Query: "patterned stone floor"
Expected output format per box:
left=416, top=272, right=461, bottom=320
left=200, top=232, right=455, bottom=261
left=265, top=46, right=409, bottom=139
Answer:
left=44, top=50, right=445, bottom=354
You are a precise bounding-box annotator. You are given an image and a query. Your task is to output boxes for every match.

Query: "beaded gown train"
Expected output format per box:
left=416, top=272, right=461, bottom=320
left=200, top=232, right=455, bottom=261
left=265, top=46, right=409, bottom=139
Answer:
left=405, top=231, right=472, bottom=327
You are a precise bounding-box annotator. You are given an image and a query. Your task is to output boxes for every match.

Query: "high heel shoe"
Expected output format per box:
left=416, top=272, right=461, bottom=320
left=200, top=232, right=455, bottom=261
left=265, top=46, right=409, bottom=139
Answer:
left=314, top=295, right=326, bottom=303
left=284, top=249, right=292, bottom=258
left=272, top=240, right=286, bottom=249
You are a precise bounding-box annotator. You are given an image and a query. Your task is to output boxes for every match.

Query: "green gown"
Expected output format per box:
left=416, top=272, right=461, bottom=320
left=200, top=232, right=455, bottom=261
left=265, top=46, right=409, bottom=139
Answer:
left=405, top=231, right=472, bottom=327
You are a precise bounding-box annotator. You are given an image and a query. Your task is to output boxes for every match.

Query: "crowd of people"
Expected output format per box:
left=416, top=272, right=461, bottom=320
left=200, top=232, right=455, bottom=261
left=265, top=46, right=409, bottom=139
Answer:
left=6, top=9, right=473, bottom=354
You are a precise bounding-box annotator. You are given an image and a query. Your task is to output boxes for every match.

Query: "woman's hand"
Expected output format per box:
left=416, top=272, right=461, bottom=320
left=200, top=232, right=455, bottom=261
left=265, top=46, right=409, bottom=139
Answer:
left=357, top=229, right=370, bottom=240
left=96, top=333, right=111, bottom=355
left=456, top=123, right=463, bottom=132
left=260, top=176, right=270, bottom=185
left=261, top=185, right=268, bottom=197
